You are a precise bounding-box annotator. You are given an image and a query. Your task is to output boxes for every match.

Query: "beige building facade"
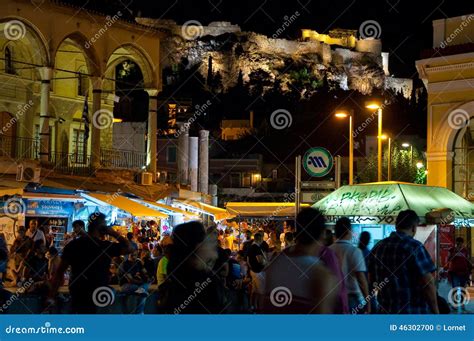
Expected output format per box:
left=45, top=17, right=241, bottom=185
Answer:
left=416, top=14, right=474, bottom=199
left=0, top=0, right=165, bottom=176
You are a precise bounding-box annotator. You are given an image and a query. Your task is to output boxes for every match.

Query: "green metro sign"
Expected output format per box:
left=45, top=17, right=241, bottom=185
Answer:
left=303, top=147, right=334, bottom=177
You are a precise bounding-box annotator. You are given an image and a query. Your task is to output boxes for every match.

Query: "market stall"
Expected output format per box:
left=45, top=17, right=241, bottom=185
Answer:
left=23, top=191, right=85, bottom=250
left=226, top=202, right=310, bottom=219
left=224, top=202, right=311, bottom=248
left=172, top=199, right=234, bottom=225
left=81, top=192, right=169, bottom=235
left=131, top=198, right=199, bottom=232
left=312, top=181, right=474, bottom=266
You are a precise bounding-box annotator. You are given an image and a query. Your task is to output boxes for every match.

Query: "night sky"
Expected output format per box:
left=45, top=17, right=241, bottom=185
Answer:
left=62, top=0, right=473, bottom=148
left=117, top=0, right=473, bottom=77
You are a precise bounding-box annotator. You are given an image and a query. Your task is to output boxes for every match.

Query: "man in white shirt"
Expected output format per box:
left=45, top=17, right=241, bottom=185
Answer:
left=26, top=219, right=46, bottom=244
left=330, top=217, right=370, bottom=313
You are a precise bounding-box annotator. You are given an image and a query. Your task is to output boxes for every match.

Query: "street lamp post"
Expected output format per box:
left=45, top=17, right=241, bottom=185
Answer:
left=387, top=137, right=392, bottom=181
left=402, top=142, right=414, bottom=174
left=366, top=102, right=383, bottom=182
left=377, top=108, right=382, bottom=182
left=335, top=110, right=354, bottom=185
left=379, top=134, right=391, bottom=181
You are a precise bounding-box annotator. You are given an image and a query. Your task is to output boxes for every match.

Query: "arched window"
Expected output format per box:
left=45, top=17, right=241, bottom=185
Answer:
left=77, top=67, right=89, bottom=96
left=5, top=46, right=14, bottom=74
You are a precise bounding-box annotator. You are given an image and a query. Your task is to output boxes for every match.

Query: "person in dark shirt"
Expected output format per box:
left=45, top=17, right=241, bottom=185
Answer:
left=140, top=250, right=156, bottom=284
left=119, top=250, right=150, bottom=314
left=127, top=232, right=138, bottom=251
left=247, top=232, right=266, bottom=273
left=241, top=230, right=253, bottom=258
left=119, top=251, right=149, bottom=287
left=158, top=221, right=227, bottom=314
left=23, top=240, right=48, bottom=283
left=358, top=231, right=371, bottom=262
left=49, top=214, right=133, bottom=313
left=0, top=233, right=8, bottom=286
left=247, top=232, right=267, bottom=311
left=10, top=226, right=32, bottom=285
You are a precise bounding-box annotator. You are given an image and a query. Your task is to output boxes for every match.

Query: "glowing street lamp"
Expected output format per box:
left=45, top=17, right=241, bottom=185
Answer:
left=366, top=101, right=383, bottom=182
left=335, top=109, right=354, bottom=185
left=402, top=142, right=414, bottom=166
left=378, top=134, right=392, bottom=181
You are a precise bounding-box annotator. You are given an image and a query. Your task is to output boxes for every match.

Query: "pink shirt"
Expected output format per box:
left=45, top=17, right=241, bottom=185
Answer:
left=319, top=245, right=349, bottom=314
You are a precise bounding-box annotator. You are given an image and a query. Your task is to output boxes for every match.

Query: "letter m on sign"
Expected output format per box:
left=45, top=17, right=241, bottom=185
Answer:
left=315, top=156, right=326, bottom=168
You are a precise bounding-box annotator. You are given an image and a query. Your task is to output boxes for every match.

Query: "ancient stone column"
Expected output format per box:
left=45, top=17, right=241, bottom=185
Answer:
left=146, top=89, right=159, bottom=180
left=37, top=67, right=53, bottom=163
left=177, top=123, right=189, bottom=185
left=209, top=184, right=218, bottom=206
left=90, top=77, right=103, bottom=169
left=199, top=130, right=209, bottom=194
left=189, top=136, right=199, bottom=192
left=381, top=52, right=390, bottom=76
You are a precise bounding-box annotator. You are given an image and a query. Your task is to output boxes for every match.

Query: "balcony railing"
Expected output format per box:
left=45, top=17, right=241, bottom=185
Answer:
left=0, top=135, right=147, bottom=175
left=0, top=135, right=39, bottom=160
left=49, top=152, right=93, bottom=177
left=100, top=148, right=147, bottom=170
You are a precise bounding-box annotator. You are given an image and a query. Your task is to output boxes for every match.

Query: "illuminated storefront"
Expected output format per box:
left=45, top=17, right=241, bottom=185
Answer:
left=313, top=182, right=474, bottom=263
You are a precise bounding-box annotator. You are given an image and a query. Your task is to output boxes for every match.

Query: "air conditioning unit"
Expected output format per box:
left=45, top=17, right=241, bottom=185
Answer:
left=16, top=163, right=41, bottom=182
left=138, top=172, right=153, bottom=186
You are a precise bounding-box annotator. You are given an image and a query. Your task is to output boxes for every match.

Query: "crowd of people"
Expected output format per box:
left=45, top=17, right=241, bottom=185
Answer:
left=0, top=208, right=472, bottom=314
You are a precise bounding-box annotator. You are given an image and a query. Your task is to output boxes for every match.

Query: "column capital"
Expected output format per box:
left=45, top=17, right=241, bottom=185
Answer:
left=144, top=88, right=160, bottom=98
left=37, top=67, right=53, bottom=81
left=199, top=130, right=209, bottom=139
